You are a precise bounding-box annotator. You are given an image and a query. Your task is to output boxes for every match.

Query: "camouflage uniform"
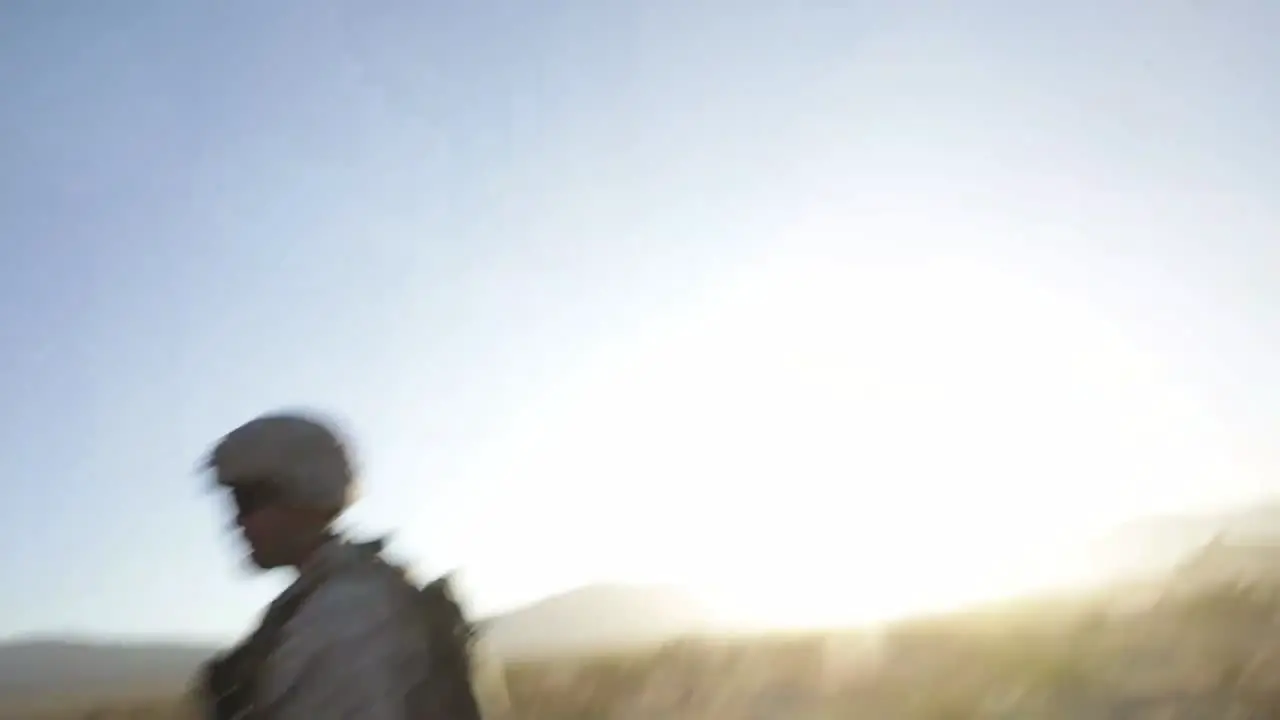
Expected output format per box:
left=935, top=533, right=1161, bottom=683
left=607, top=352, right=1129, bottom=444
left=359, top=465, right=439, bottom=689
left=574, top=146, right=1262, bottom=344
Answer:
left=247, top=538, right=431, bottom=719
left=199, top=413, right=434, bottom=720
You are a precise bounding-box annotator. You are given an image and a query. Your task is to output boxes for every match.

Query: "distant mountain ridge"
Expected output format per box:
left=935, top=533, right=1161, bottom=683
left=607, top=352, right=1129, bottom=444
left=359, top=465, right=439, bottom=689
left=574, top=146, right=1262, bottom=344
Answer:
left=1088, top=498, right=1280, bottom=578
left=482, top=583, right=718, bottom=658
left=0, top=639, right=212, bottom=711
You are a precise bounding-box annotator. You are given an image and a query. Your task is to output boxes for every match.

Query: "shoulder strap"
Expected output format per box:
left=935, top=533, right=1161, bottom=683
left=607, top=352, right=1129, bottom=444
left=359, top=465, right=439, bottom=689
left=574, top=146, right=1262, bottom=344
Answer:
left=303, top=541, right=494, bottom=720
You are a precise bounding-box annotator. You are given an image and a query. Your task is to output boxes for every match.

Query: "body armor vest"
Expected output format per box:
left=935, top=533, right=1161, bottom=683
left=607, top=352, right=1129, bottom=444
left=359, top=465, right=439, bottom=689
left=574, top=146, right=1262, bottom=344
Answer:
left=202, top=578, right=319, bottom=720
left=198, top=546, right=491, bottom=720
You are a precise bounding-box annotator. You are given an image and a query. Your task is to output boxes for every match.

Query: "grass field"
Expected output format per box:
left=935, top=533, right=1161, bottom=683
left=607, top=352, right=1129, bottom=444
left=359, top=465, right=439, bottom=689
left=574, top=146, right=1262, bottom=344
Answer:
left=21, top=579, right=1280, bottom=719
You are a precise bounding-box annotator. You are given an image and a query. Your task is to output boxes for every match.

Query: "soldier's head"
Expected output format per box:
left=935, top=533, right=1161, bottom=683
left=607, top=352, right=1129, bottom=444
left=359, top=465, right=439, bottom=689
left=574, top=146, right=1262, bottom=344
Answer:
left=203, top=411, right=357, bottom=570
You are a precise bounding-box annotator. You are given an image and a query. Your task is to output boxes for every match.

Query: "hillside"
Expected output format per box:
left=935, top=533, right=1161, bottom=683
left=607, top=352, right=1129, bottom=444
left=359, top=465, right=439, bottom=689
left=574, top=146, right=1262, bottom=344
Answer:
left=8, top=500, right=1280, bottom=716
left=0, top=582, right=713, bottom=710
left=31, top=572, right=1280, bottom=719
left=1085, top=498, right=1280, bottom=580
left=0, top=640, right=212, bottom=713
left=483, top=583, right=717, bottom=658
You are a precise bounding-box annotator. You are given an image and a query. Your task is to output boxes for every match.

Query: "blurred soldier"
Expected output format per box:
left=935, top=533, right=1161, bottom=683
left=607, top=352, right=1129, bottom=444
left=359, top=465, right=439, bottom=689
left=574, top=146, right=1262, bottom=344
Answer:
left=195, top=411, right=496, bottom=720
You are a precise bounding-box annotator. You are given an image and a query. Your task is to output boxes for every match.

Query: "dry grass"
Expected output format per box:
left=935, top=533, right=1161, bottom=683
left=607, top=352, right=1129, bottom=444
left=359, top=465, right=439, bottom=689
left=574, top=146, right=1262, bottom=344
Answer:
left=25, top=581, right=1280, bottom=719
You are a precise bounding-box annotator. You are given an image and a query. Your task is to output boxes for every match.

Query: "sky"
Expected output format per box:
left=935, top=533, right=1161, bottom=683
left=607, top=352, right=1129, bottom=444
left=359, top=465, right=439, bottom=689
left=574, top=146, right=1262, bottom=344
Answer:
left=0, top=0, right=1277, bottom=639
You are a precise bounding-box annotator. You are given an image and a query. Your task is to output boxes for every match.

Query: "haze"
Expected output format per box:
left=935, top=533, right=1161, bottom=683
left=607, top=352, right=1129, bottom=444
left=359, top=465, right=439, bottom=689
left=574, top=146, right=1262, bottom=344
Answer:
left=0, top=1, right=1277, bottom=641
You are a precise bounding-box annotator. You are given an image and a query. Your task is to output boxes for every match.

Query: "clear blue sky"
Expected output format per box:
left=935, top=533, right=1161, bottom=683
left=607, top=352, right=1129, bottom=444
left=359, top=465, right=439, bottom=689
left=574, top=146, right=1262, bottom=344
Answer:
left=1, top=1, right=1277, bottom=639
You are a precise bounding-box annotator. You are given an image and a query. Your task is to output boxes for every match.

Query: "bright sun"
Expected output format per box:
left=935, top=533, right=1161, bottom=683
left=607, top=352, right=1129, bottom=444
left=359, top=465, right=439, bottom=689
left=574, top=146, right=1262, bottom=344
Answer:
left=471, top=253, right=1237, bottom=628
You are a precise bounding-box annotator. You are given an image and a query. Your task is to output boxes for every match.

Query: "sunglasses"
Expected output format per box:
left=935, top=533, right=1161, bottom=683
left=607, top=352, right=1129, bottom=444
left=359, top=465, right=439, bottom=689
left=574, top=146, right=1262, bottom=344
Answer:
left=228, top=478, right=287, bottom=518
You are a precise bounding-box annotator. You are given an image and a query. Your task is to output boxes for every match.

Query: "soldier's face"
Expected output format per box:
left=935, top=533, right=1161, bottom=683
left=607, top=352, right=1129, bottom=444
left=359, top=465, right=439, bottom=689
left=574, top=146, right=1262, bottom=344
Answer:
left=229, top=481, right=305, bottom=570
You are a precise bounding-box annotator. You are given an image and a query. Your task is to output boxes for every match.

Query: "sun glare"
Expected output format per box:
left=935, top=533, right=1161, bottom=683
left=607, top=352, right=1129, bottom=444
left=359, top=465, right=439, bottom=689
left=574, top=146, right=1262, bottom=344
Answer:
left=469, top=253, right=1236, bottom=628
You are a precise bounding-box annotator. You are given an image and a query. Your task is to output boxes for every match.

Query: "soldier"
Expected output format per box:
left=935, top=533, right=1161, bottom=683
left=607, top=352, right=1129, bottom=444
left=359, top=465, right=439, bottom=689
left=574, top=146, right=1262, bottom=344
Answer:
left=195, top=411, right=476, bottom=720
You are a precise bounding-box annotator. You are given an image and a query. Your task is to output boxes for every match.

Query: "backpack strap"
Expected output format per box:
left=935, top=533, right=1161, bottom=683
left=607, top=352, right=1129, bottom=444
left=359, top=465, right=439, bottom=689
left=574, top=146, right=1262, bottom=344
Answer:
left=414, top=574, right=489, bottom=720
